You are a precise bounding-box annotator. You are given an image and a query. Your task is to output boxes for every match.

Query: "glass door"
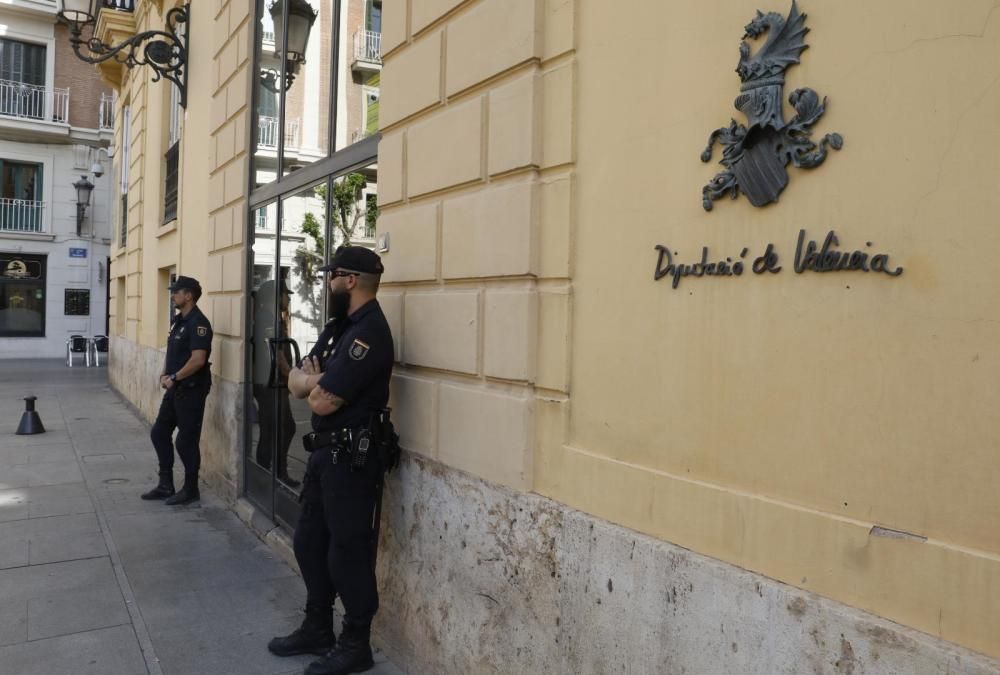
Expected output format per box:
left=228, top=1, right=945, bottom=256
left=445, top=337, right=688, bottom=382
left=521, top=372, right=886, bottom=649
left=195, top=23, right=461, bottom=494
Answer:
left=246, top=0, right=381, bottom=530
left=273, top=182, right=328, bottom=527
left=246, top=185, right=329, bottom=525
left=247, top=202, right=280, bottom=517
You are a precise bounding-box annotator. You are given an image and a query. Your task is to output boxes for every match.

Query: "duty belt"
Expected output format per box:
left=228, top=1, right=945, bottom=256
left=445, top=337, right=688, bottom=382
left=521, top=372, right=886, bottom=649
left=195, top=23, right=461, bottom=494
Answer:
left=303, top=427, right=372, bottom=471
left=302, top=428, right=354, bottom=452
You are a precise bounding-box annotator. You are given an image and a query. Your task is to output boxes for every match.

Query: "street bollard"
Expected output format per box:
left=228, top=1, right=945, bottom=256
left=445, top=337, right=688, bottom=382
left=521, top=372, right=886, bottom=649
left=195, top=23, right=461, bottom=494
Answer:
left=15, top=396, right=45, bottom=435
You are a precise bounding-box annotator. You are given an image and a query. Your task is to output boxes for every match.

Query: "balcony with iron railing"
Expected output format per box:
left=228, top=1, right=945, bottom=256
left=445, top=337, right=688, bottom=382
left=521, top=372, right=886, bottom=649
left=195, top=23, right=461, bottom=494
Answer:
left=0, top=199, right=45, bottom=234
left=257, top=116, right=300, bottom=151
left=0, top=79, right=69, bottom=125
left=351, top=30, right=382, bottom=73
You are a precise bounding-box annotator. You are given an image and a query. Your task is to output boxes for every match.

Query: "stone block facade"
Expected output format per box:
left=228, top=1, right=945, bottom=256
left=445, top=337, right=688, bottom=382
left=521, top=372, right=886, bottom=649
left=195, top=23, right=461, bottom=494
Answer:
left=107, top=0, right=252, bottom=502
left=377, top=0, right=575, bottom=498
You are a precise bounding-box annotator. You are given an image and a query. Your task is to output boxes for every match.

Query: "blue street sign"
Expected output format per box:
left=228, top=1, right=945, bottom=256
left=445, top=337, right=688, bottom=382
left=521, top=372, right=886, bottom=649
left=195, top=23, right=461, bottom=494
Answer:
left=69, top=248, right=87, bottom=258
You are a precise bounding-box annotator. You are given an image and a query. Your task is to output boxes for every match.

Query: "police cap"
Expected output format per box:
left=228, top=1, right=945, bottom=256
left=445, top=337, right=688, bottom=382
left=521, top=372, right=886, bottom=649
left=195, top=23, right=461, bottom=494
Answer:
left=168, top=275, right=202, bottom=294
left=317, top=246, right=384, bottom=274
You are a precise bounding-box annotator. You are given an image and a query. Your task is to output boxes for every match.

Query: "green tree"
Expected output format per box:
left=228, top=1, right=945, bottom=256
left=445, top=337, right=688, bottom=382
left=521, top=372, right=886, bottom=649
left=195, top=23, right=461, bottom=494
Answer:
left=296, top=211, right=324, bottom=284
left=314, top=173, right=379, bottom=246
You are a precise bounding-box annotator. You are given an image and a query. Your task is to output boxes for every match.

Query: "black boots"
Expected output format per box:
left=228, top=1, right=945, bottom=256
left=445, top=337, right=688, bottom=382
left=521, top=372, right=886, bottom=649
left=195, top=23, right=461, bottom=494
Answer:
left=140, top=470, right=175, bottom=500
left=268, top=607, right=335, bottom=657
left=142, top=471, right=198, bottom=505
left=164, top=475, right=200, bottom=505
left=304, top=623, right=373, bottom=675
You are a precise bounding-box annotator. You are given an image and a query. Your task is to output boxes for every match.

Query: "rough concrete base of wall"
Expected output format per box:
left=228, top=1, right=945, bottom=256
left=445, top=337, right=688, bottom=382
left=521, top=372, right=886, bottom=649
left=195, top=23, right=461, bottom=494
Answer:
left=374, top=454, right=1000, bottom=675
left=108, top=336, right=242, bottom=503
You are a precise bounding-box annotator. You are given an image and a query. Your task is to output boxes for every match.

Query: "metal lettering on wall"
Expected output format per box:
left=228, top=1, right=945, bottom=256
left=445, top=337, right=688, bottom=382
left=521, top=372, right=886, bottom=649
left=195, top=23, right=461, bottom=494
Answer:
left=653, top=231, right=903, bottom=289
left=701, top=1, right=842, bottom=211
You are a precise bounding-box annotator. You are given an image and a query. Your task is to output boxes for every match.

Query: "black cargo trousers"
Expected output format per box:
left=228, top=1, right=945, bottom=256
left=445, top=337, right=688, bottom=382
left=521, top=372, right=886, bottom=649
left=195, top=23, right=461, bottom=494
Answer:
left=150, top=384, right=210, bottom=477
left=294, top=443, right=381, bottom=633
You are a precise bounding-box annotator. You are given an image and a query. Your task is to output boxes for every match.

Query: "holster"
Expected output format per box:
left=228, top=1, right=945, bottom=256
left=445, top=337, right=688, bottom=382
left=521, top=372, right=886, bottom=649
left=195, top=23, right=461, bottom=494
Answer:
left=369, top=408, right=401, bottom=474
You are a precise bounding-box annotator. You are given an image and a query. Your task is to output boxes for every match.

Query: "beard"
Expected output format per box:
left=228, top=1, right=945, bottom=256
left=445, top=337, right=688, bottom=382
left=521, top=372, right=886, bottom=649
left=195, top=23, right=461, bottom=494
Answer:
left=329, top=288, right=351, bottom=321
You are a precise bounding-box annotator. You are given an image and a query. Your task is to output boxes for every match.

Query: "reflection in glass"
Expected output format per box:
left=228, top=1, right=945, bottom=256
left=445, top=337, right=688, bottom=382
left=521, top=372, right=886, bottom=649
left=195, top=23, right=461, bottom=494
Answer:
left=254, top=0, right=283, bottom=189
left=254, top=0, right=330, bottom=186
left=338, top=0, right=382, bottom=149
left=253, top=0, right=383, bottom=191
left=329, top=162, right=378, bottom=247
left=250, top=201, right=278, bottom=481
left=278, top=183, right=329, bottom=487
left=281, top=0, right=331, bottom=177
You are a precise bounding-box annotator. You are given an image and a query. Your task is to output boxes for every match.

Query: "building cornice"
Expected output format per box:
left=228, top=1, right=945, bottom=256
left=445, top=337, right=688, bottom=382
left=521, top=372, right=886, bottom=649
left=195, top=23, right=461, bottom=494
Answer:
left=93, top=7, right=139, bottom=90
left=0, top=0, right=59, bottom=21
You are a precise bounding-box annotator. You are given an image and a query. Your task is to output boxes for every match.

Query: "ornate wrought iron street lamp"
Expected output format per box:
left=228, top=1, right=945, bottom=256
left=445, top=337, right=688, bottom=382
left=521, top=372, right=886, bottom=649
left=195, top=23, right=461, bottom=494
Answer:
left=73, top=175, right=95, bottom=236
left=261, top=0, right=318, bottom=93
left=56, top=1, right=190, bottom=107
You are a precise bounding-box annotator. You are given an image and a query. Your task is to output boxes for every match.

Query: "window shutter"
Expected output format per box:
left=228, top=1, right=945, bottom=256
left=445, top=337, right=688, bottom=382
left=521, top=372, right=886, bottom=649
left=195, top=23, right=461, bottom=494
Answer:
left=0, top=40, right=45, bottom=85
left=24, top=43, right=45, bottom=86
left=0, top=41, right=11, bottom=81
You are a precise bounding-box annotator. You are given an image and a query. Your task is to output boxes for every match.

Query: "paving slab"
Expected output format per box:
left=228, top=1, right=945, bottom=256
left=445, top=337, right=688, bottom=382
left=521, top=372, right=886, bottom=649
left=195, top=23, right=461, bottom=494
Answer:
left=27, top=584, right=131, bottom=641
left=0, top=624, right=147, bottom=675
left=0, top=599, right=27, bottom=647
left=0, top=360, right=409, bottom=675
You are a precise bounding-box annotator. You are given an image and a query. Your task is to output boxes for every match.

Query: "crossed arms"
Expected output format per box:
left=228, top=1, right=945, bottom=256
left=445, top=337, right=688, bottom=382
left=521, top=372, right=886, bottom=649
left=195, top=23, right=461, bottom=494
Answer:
left=288, top=355, right=345, bottom=416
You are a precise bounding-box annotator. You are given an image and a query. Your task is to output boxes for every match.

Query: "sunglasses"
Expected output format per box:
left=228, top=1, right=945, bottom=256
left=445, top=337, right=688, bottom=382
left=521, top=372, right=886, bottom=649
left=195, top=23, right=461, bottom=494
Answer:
left=329, top=270, right=360, bottom=278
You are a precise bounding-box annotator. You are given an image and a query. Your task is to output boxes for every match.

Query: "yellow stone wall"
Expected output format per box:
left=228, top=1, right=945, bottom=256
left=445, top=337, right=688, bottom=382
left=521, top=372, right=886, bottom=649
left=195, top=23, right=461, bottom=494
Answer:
left=108, top=0, right=252, bottom=385
left=378, top=0, right=575, bottom=494
left=381, top=0, right=1000, bottom=660
left=104, top=0, right=253, bottom=497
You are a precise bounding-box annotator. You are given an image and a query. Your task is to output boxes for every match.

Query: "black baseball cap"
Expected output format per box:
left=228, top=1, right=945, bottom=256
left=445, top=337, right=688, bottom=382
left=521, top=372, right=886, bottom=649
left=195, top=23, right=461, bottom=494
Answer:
left=168, top=275, right=202, bottom=293
left=317, top=246, right=384, bottom=274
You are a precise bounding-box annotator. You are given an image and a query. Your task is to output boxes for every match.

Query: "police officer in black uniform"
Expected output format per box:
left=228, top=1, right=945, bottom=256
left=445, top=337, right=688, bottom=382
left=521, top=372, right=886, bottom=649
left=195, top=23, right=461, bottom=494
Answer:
left=141, top=275, right=213, bottom=506
left=268, top=247, right=393, bottom=675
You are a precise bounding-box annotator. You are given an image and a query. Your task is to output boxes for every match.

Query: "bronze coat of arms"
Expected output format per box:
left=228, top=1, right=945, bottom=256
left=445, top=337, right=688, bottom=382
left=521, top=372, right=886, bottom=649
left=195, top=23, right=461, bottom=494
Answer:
left=701, top=1, right=843, bottom=211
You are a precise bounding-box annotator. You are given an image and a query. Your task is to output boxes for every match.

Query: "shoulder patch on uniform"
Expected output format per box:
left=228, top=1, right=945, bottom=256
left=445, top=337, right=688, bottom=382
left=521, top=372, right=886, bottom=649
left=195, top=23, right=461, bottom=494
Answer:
left=197, top=326, right=208, bottom=337
left=349, top=338, right=370, bottom=360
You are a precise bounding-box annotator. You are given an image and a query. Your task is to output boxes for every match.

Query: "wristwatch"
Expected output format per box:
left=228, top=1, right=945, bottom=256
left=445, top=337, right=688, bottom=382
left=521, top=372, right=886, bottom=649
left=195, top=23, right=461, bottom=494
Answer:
left=169, top=373, right=178, bottom=382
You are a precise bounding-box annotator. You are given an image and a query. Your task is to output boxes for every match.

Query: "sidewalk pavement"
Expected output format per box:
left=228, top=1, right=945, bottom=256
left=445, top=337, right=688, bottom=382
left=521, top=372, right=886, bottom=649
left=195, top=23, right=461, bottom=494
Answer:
left=0, top=360, right=403, bottom=675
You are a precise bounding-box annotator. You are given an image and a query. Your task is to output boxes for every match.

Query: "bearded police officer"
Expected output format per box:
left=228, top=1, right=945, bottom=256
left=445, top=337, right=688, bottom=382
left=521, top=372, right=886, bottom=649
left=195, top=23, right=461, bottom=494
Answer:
left=142, top=275, right=213, bottom=506
left=268, top=246, right=393, bottom=675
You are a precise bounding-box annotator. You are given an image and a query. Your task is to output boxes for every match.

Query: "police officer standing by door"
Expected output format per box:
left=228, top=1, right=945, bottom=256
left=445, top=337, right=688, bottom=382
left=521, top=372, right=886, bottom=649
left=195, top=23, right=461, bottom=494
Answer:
left=141, top=275, right=213, bottom=506
left=268, top=246, right=393, bottom=675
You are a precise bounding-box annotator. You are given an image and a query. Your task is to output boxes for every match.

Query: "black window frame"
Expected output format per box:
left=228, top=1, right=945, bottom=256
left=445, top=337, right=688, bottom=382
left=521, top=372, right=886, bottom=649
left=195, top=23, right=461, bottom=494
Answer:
left=163, top=140, right=180, bottom=223
left=64, top=288, right=91, bottom=316
left=245, top=0, right=382, bottom=527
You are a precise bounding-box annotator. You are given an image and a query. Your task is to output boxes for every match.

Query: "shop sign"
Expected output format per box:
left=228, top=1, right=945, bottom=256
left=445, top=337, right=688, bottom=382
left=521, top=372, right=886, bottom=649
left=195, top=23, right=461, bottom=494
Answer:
left=1, top=258, right=42, bottom=280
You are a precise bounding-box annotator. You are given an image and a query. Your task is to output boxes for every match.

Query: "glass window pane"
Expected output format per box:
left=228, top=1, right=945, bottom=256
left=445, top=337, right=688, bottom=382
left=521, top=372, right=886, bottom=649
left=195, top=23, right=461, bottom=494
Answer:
left=0, top=253, right=46, bottom=337
left=253, top=0, right=284, bottom=189
left=281, top=0, right=332, bottom=177
left=329, top=161, right=378, bottom=248
left=249, top=202, right=278, bottom=480
left=277, top=182, right=329, bottom=488
left=337, top=0, right=382, bottom=150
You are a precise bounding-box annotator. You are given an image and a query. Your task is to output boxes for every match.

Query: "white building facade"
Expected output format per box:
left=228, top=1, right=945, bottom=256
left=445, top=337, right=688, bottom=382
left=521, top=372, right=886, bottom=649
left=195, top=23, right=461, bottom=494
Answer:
left=0, top=0, right=115, bottom=358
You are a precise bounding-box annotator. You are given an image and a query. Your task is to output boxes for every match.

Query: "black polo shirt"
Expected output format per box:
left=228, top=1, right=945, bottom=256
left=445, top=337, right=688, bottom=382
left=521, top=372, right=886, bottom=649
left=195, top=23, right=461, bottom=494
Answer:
left=306, top=319, right=339, bottom=365
left=166, top=305, right=213, bottom=386
left=312, top=299, right=393, bottom=431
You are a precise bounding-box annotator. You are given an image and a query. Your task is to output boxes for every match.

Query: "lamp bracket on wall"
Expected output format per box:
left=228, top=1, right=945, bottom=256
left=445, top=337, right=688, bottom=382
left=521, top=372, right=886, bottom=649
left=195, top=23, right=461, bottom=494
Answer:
left=59, top=3, right=190, bottom=108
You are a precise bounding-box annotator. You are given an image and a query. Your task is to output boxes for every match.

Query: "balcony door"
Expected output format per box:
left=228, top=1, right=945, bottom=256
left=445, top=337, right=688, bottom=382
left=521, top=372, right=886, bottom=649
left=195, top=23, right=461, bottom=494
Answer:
left=0, top=39, right=46, bottom=120
left=0, top=160, right=42, bottom=233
